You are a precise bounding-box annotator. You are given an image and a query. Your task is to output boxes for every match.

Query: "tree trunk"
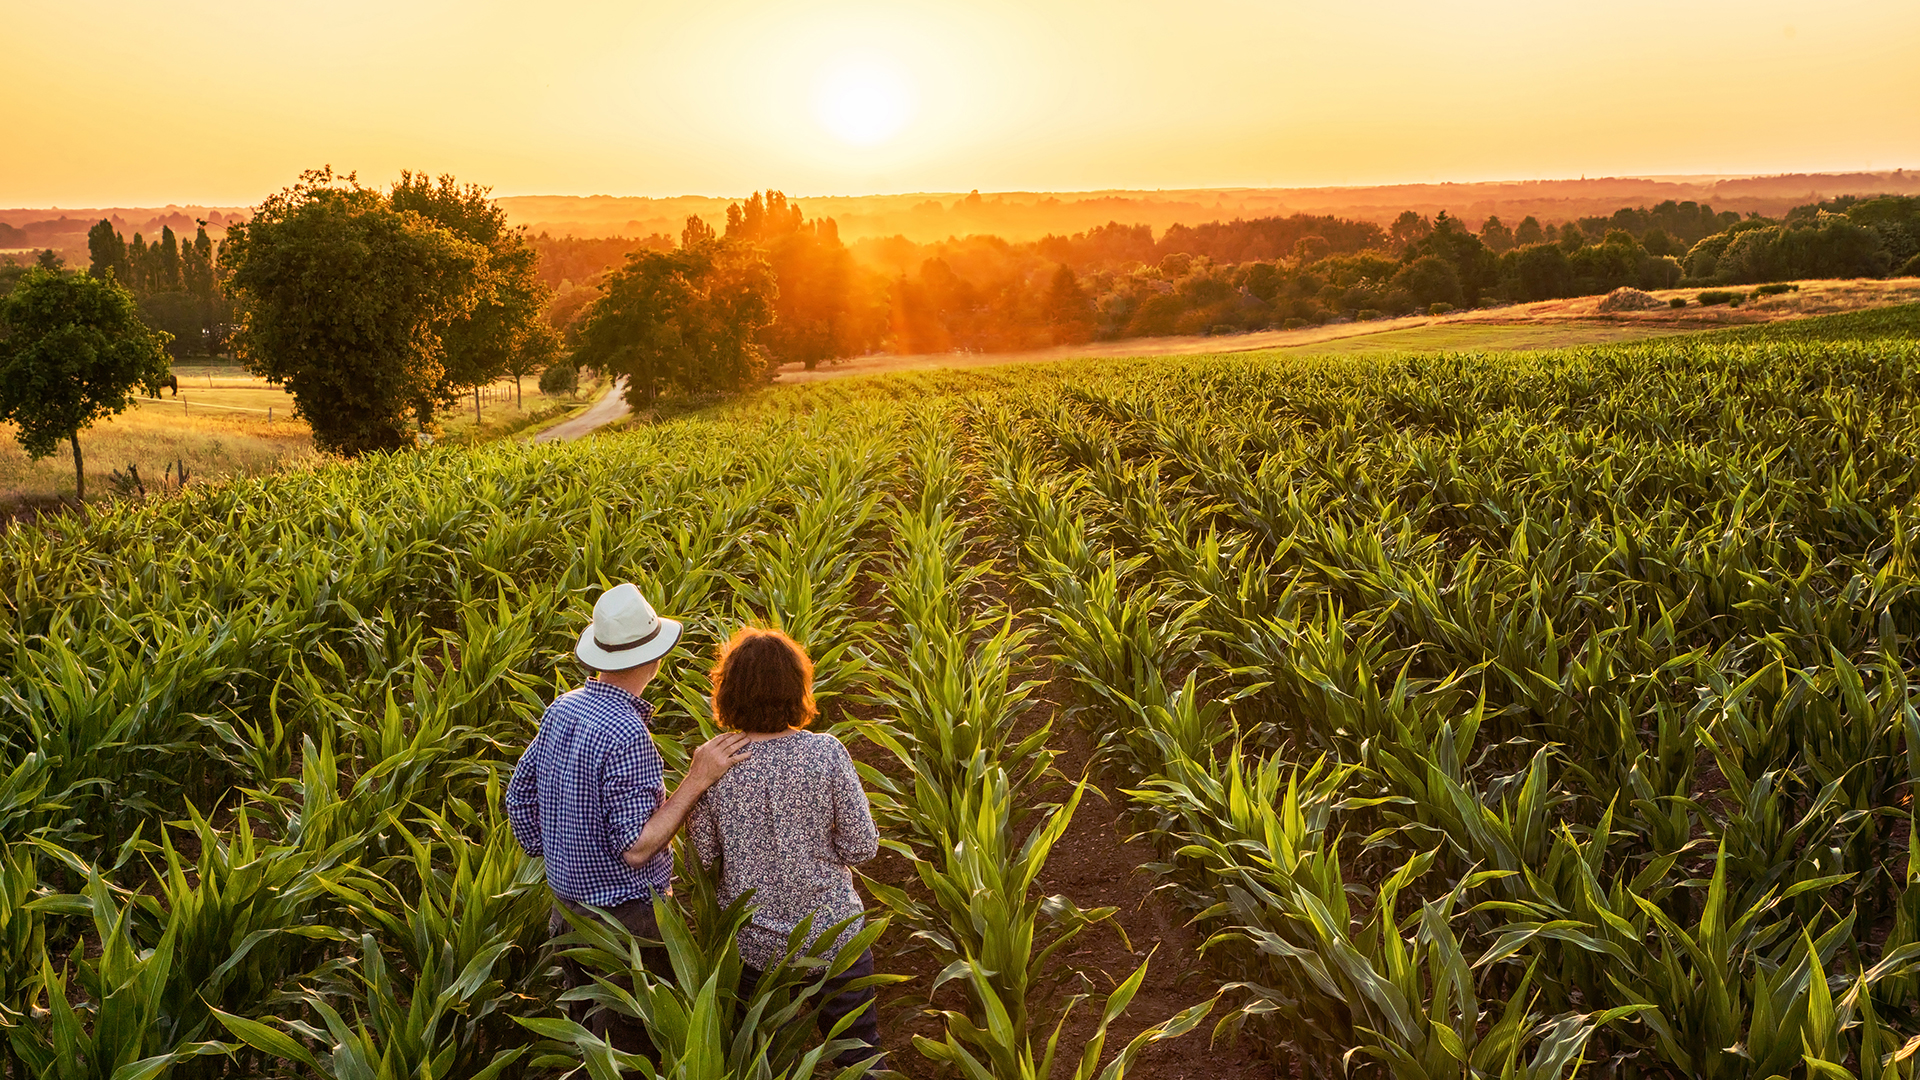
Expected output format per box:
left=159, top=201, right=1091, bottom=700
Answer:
left=473, top=385, right=481, bottom=424
left=514, top=374, right=522, bottom=409
left=70, top=432, right=85, bottom=503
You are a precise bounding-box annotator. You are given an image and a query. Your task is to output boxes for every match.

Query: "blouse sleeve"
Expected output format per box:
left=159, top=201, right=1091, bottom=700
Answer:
left=828, top=738, right=879, bottom=865
left=687, top=792, right=720, bottom=868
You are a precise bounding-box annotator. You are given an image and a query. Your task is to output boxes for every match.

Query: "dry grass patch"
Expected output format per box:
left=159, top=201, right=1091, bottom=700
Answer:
left=0, top=403, right=316, bottom=503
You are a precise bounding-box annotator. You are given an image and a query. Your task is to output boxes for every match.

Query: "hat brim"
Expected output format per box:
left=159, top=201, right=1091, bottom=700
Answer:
left=576, top=617, right=683, bottom=670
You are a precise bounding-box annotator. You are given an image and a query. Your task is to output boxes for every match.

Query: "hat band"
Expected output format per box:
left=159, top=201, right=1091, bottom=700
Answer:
left=594, top=621, right=664, bottom=653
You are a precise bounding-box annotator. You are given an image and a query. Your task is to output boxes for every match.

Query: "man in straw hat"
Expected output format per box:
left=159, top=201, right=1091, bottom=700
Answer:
left=506, top=582, right=751, bottom=1052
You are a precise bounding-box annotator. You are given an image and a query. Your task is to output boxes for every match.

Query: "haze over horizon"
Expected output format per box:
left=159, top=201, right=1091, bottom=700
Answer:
left=10, top=0, right=1918, bottom=208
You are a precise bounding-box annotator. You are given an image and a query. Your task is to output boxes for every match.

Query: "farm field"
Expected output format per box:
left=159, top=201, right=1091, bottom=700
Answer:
left=3, top=304, right=1920, bottom=1077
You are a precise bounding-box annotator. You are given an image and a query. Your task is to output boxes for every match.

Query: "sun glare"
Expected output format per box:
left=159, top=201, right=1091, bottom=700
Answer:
left=812, top=60, right=915, bottom=146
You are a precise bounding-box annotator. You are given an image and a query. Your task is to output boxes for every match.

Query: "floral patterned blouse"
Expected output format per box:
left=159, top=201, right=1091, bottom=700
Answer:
left=686, top=730, right=879, bottom=968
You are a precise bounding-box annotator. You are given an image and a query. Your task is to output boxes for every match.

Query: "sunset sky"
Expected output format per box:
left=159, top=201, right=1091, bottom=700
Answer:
left=9, top=0, right=1918, bottom=207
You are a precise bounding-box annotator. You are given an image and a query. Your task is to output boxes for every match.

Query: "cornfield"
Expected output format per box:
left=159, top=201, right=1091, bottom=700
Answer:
left=2, top=303, right=1919, bottom=1078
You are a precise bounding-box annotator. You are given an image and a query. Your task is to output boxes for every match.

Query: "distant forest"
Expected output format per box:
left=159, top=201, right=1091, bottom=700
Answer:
left=531, top=191, right=1920, bottom=364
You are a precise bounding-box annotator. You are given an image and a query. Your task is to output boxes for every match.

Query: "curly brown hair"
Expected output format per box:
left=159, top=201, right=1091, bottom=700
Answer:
left=711, top=627, right=817, bottom=734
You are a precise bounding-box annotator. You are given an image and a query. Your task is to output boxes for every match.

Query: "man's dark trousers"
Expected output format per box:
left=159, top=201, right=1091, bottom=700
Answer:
left=550, top=895, right=671, bottom=1057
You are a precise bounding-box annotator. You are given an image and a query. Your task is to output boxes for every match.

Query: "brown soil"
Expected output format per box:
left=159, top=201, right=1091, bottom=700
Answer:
left=846, top=696, right=1277, bottom=1080
left=1033, top=720, right=1280, bottom=1080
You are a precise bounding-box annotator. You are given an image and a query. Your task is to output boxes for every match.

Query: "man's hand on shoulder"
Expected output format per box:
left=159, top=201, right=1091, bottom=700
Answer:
left=619, top=731, right=753, bottom=870
left=687, top=731, right=753, bottom=790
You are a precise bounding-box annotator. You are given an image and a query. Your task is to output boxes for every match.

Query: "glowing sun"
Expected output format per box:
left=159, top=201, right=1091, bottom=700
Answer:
left=812, top=60, right=916, bottom=146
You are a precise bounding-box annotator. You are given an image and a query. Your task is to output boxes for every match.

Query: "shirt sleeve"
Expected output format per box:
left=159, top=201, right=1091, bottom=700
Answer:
left=829, top=739, right=879, bottom=865
left=602, top=734, right=666, bottom=858
left=505, top=734, right=544, bottom=857
left=687, top=793, right=720, bottom=868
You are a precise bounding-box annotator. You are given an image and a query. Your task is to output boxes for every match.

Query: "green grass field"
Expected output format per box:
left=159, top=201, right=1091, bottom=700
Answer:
left=0, top=364, right=598, bottom=506
left=4, top=304, right=1920, bottom=1077
left=1272, top=319, right=1684, bottom=354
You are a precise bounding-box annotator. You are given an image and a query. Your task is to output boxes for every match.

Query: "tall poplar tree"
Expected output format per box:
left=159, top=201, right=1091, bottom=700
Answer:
left=87, top=220, right=129, bottom=282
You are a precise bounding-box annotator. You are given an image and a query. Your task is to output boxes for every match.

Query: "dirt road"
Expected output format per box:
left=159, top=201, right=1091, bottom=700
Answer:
left=532, top=377, right=631, bottom=443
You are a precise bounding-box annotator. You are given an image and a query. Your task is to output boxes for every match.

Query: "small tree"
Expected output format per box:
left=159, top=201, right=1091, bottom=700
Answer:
left=538, top=360, right=579, bottom=398
left=1389, top=211, right=1433, bottom=253
left=1392, top=256, right=1463, bottom=309
left=0, top=269, right=172, bottom=501
left=1044, top=264, right=1093, bottom=344
left=1479, top=216, right=1515, bottom=254
left=572, top=217, right=776, bottom=407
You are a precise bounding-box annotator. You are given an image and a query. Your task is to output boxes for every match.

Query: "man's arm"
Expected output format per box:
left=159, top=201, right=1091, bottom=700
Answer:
left=505, top=738, right=544, bottom=857
left=621, top=732, right=752, bottom=869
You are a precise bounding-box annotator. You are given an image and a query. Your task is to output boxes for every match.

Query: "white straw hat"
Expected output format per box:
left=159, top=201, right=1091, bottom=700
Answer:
left=575, top=583, right=683, bottom=670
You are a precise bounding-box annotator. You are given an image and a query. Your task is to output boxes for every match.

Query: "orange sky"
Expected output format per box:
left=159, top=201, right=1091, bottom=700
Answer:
left=7, top=0, right=1918, bottom=207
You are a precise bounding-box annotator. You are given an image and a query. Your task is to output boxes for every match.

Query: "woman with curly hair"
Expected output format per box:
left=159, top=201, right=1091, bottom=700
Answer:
left=686, top=627, right=884, bottom=1068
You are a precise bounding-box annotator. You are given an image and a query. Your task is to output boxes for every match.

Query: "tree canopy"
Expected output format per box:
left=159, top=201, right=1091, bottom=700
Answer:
left=388, top=171, right=557, bottom=415
left=0, top=268, right=172, bottom=500
left=221, top=168, right=488, bottom=456
left=724, top=191, right=875, bottom=371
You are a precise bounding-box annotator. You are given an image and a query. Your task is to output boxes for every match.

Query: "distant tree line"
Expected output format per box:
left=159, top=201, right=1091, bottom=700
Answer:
left=530, top=188, right=1920, bottom=379
left=86, top=219, right=230, bottom=357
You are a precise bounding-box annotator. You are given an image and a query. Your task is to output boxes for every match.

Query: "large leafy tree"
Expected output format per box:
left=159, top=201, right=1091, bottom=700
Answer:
left=221, top=168, right=488, bottom=456
left=388, top=171, right=558, bottom=417
left=0, top=268, right=172, bottom=501
left=573, top=217, right=776, bottom=406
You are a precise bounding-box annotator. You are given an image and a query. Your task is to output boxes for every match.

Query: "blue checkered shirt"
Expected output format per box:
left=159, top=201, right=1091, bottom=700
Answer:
left=506, top=680, right=672, bottom=906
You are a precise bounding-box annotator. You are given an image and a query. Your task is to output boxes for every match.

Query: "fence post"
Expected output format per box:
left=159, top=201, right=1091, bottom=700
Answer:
left=268, top=407, right=273, bottom=425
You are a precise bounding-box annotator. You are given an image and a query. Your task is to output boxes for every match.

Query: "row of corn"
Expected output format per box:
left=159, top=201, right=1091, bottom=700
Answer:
left=853, top=407, right=1210, bottom=1079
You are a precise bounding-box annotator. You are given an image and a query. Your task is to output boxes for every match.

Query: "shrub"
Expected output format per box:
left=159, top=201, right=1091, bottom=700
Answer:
left=1698, top=290, right=1740, bottom=307
left=539, top=362, right=580, bottom=397
left=1597, top=287, right=1663, bottom=312
left=1282, top=317, right=1307, bottom=330
left=1391, top=256, right=1463, bottom=310
left=1356, top=309, right=1383, bottom=321
left=1753, top=283, right=1799, bottom=298
left=1427, top=302, right=1454, bottom=316
left=1669, top=297, right=1688, bottom=308
left=1903, top=253, right=1920, bottom=277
